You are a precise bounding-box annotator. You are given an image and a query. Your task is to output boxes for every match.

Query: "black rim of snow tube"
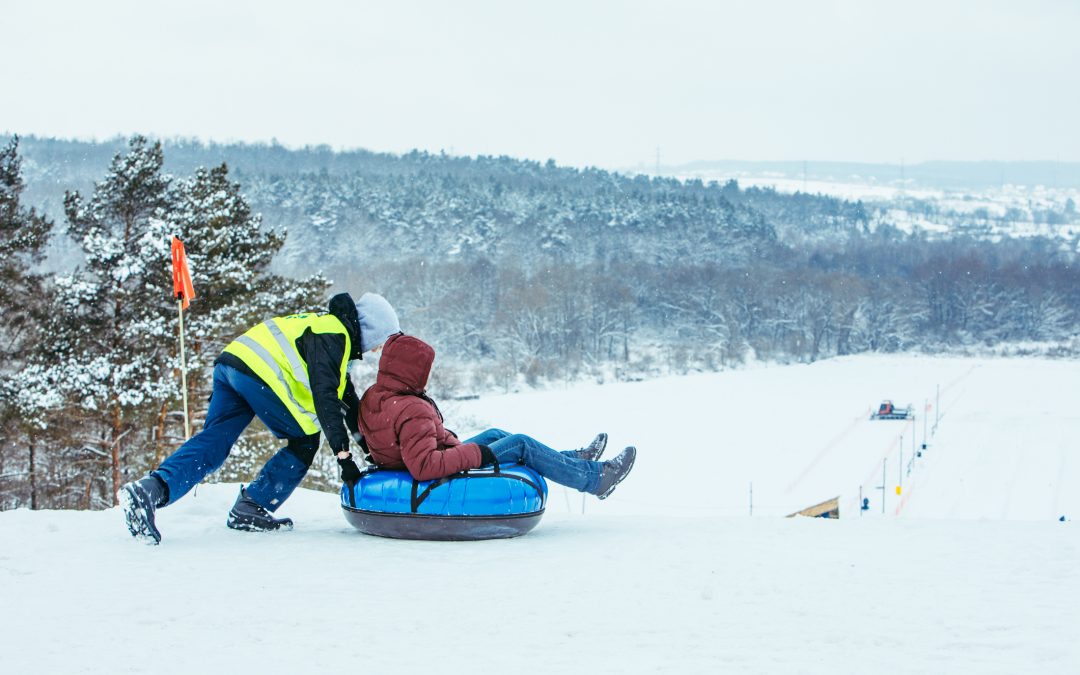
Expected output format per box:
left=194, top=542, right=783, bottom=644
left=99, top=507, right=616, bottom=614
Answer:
left=341, top=506, right=545, bottom=541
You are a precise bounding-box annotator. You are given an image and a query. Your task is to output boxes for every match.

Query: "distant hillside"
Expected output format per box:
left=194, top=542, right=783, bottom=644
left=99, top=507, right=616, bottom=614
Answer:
left=7, top=135, right=1080, bottom=380
left=643, top=159, right=1080, bottom=190
left=9, top=135, right=865, bottom=276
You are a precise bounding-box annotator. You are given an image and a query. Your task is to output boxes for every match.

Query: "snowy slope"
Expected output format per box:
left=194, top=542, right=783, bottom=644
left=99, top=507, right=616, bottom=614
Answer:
left=451, top=355, right=1080, bottom=521
left=1, top=355, right=1078, bottom=674
left=2, top=488, right=1077, bottom=674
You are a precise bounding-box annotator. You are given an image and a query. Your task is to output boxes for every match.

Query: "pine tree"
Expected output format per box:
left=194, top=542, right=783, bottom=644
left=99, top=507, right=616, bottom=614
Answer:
left=0, top=136, right=53, bottom=358
left=163, top=163, right=329, bottom=474
left=13, top=139, right=331, bottom=509
left=0, top=136, right=54, bottom=509
left=167, top=162, right=323, bottom=361
left=44, top=136, right=177, bottom=505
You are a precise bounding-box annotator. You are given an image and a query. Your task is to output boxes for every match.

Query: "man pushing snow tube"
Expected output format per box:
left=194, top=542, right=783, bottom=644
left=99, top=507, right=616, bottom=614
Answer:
left=120, top=292, right=400, bottom=544
left=340, top=460, right=547, bottom=540
left=347, top=333, right=638, bottom=540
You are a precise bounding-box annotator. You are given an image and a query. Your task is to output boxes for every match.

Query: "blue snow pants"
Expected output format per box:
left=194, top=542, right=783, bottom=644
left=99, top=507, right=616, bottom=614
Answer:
left=463, top=428, right=602, bottom=493
left=153, top=363, right=319, bottom=512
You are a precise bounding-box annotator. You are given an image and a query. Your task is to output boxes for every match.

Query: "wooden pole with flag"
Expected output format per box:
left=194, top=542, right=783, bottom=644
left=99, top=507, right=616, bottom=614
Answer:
left=171, top=236, right=196, bottom=439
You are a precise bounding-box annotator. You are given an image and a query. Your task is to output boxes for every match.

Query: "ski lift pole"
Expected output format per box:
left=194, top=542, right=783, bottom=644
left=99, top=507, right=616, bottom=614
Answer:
left=876, top=460, right=885, bottom=514
left=178, top=298, right=191, bottom=440
left=912, top=416, right=917, bottom=466
left=923, top=398, right=928, bottom=450
left=934, top=384, right=940, bottom=434
left=170, top=235, right=196, bottom=440
left=899, top=435, right=903, bottom=491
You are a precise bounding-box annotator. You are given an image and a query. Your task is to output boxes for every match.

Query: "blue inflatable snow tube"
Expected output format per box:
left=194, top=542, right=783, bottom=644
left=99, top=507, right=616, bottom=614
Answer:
left=340, top=462, right=547, bottom=541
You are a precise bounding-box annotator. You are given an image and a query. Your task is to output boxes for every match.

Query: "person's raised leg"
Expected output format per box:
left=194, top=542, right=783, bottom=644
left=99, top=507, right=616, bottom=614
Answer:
left=462, top=428, right=511, bottom=446
left=561, top=433, right=608, bottom=462
left=488, top=433, right=602, bottom=493
left=593, top=446, right=637, bottom=499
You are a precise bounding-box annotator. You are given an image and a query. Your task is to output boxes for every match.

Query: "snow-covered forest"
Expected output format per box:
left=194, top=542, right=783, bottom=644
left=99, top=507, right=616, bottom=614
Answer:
left=0, top=136, right=329, bottom=511
left=2, top=135, right=1079, bottom=511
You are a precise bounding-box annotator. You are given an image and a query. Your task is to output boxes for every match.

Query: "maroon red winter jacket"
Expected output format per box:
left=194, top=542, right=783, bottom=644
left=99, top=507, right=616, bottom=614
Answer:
left=357, top=334, right=482, bottom=481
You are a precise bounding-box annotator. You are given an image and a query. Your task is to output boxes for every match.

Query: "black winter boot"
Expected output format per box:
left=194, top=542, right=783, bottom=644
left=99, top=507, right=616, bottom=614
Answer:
left=573, top=433, right=608, bottom=462
left=227, top=487, right=294, bottom=532
left=119, top=474, right=169, bottom=545
left=593, top=446, right=637, bottom=500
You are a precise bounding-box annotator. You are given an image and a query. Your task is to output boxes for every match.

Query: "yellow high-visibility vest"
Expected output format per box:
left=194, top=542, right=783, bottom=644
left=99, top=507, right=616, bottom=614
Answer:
left=222, top=313, right=351, bottom=434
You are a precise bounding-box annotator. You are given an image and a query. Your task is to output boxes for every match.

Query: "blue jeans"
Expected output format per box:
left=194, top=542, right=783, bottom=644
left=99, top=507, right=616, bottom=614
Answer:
left=154, top=363, right=318, bottom=512
left=463, top=428, right=602, bottom=493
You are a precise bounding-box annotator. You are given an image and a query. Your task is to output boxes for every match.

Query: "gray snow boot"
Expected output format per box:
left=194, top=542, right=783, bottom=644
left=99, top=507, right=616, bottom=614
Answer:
left=573, top=433, right=608, bottom=462
left=593, top=446, right=637, bottom=500
left=119, top=474, right=169, bottom=545
left=227, top=487, right=294, bottom=532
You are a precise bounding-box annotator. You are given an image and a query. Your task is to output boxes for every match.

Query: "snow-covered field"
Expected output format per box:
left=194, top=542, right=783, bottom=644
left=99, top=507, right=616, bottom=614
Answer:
left=2, top=355, right=1078, bottom=673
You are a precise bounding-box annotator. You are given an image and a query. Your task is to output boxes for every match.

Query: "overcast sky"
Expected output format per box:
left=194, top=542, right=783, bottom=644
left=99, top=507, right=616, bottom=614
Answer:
left=4, top=0, right=1078, bottom=168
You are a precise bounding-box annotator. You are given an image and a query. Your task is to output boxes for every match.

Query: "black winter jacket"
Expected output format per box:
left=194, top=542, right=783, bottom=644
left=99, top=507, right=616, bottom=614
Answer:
left=216, top=293, right=364, bottom=454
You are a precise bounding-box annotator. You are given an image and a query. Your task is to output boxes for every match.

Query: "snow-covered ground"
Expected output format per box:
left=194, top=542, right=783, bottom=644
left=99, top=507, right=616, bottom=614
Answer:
left=2, top=355, right=1078, bottom=673
left=453, top=355, right=1079, bottom=521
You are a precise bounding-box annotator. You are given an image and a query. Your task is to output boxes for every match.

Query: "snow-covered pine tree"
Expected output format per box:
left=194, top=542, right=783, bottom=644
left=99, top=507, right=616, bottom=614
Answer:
left=0, top=136, right=54, bottom=510
left=34, top=136, right=179, bottom=506
left=164, top=162, right=329, bottom=481
left=14, top=137, right=331, bottom=509
left=0, top=136, right=54, bottom=357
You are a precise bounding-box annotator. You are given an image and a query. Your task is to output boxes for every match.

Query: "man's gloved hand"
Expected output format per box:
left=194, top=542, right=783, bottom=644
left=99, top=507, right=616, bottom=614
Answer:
left=338, top=452, right=362, bottom=484
left=477, top=444, right=498, bottom=467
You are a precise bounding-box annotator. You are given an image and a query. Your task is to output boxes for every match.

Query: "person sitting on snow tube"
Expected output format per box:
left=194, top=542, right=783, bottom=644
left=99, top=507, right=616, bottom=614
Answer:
left=358, top=334, right=637, bottom=499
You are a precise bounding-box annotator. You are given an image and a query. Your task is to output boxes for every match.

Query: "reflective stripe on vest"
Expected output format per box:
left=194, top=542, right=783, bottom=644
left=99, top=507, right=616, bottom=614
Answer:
left=266, top=318, right=311, bottom=393
left=222, top=313, right=351, bottom=435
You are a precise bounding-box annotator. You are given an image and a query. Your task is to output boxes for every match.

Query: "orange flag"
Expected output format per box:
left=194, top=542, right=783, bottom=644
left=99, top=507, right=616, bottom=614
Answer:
left=171, top=236, right=196, bottom=310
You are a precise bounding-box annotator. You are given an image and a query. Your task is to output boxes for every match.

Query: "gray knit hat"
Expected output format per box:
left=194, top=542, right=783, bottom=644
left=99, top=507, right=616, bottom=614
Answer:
left=355, top=292, right=400, bottom=353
